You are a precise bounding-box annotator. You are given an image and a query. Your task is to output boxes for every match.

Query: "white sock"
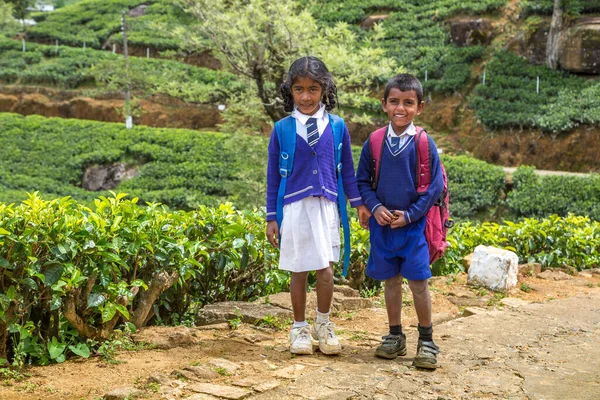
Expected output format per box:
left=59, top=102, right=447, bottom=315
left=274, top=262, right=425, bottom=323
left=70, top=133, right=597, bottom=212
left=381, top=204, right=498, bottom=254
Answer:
left=316, top=308, right=330, bottom=325
left=292, top=320, right=309, bottom=329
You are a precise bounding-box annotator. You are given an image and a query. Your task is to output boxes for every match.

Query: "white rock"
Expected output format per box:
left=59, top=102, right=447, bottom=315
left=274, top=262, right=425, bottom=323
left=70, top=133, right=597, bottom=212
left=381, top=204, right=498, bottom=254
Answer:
left=468, top=245, right=518, bottom=291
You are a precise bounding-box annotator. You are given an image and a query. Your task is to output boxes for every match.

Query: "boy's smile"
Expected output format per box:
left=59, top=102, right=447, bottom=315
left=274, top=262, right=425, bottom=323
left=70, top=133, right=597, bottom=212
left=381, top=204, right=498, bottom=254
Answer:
left=382, top=88, right=424, bottom=134
left=292, top=76, right=323, bottom=116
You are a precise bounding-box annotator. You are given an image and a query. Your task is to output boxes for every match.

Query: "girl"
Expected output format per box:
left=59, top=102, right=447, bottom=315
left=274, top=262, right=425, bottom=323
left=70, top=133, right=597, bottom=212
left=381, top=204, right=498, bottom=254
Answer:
left=266, top=56, right=370, bottom=355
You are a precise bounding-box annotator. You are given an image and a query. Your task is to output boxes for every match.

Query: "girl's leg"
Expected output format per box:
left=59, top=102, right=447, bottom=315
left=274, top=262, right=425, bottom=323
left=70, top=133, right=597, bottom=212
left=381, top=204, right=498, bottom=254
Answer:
left=315, top=263, right=334, bottom=313
left=290, top=271, right=309, bottom=322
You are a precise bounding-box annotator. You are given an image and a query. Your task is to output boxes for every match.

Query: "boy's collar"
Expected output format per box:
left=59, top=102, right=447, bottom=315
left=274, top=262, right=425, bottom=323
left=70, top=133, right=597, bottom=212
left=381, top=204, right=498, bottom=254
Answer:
left=387, top=122, right=416, bottom=137
left=292, top=103, right=327, bottom=125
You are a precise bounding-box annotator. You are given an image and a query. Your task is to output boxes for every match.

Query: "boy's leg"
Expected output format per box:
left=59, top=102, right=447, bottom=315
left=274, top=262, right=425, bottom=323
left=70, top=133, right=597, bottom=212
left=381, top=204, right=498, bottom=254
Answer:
left=375, top=274, right=407, bottom=359
left=312, top=264, right=341, bottom=355
left=289, top=271, right=312, bottom=354
left=408, top=279, right=439, bottom=369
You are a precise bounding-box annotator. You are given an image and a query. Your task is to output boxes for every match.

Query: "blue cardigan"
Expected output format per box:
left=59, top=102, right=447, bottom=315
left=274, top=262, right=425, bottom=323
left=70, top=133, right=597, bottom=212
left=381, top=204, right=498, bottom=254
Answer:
left=356, top=135, right=443, bottom=224
left=266, top=122, right=363, bottom=222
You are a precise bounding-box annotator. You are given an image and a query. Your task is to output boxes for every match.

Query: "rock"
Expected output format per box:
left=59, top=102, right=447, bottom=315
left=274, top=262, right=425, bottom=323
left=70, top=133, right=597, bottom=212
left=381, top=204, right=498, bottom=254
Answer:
left=463, top=253, right=474, bottom=273
left=537, top=270, right=572, bottom=281
left=103, top=387, right=144, bottom=400
left=183, top=365, right=220, bottom=380
left=468, top=245, right=519, bottom=291
left=333, top=285, right=360, bottom=297
left=506, top=22, right=549, bottom=65
left=128, top=4, right=147, bottom=17
left=131, top=326, right=197, bottom=349
left=519, top=263, right=542, bottom=278
left=186, top=394, right=220, bottom=400
left=560, top=17, right=600, bottom=74
left=448, top=296, right=488, bottom=307
left=589, top=268, right=600, bottom=275
left=208, top=358, right=240, bottom=375
left=429, top=276, right=446, bottom=287
left=432, top=312, right=456, bottom=324
left=195, top=323, right=230, bottom=331
left=82, top=162, right=139, bottom=191
left=147, top=373, right=170, bottom=385
left=171, top=369, right=201, bottom=381
left=273, top=364, right=306, bottom=379
left=360, top=14, right=389, bottom=30
left=448, top=288, right=476, bottom=298
left=500, top=298, right=530, bottom=308
left=187, top=383, right=251, bottom=400
left=232, top=377, right=280, bottom=392
left=447, top=17, right=495, bottom=46
left=196, top=301, right=291, bottom=326
left=462, top=307, right=489, bottom=317
left=578, top=271, right=593, bottom=278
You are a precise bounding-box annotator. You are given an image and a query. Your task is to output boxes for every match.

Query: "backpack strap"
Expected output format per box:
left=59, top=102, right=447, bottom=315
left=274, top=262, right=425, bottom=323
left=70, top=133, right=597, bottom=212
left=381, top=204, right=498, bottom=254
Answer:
left=368, top=126, right=387, bottom=190
left=329, top=114, right=351, bottom=277
left=414, top=126, right=432, bottom=195
left=275, top=116, right=296, bottom=230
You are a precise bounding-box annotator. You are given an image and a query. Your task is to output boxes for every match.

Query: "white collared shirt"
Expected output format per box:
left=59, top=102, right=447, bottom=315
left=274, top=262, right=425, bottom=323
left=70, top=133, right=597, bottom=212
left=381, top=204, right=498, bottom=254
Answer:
left=386, top=122, right=416, bottom=155
left=292, top=103, right=329, bottom=143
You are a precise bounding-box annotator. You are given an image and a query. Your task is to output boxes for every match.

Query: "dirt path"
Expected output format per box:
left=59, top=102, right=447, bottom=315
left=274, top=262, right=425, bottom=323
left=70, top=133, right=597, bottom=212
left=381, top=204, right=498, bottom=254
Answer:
left=2, top=272, right=600, bottom=400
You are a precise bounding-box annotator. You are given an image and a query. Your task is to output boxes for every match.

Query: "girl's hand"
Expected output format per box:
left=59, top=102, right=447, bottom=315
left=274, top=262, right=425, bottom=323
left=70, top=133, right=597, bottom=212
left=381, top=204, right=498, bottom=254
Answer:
left=356, top=205, right=371, bottom=230
left=266, top=221, right=279, bottom=248
left=374, top=206, right=394, bottom=226
left=390, top=210, right=408, bottom=229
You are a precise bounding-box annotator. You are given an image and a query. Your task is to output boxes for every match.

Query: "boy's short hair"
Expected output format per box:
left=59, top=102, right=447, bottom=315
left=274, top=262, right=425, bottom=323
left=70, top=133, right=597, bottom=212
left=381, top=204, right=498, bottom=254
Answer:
left=383, top=74, right=423, bottom=104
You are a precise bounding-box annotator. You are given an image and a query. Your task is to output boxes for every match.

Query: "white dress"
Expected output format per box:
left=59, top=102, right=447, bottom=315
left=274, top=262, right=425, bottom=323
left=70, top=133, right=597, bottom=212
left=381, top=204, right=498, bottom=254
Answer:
left=279, top=197, right=341, bottom=272
left=278, top=104, right=341, bottom=273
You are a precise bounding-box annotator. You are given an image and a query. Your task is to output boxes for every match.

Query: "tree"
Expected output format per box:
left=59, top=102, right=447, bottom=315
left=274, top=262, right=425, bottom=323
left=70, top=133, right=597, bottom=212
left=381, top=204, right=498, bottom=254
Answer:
left=0, top=1, right=19, bottom=35
left=546, top=0, right=564, bottom=70
left=6, top=0, right=34, bottom=24
left=175, top=0, right=399, bottom=124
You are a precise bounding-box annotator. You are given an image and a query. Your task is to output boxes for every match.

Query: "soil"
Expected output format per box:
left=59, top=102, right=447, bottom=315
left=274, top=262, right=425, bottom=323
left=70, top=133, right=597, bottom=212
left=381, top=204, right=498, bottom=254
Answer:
left=1, top=271, right=599, bottom=400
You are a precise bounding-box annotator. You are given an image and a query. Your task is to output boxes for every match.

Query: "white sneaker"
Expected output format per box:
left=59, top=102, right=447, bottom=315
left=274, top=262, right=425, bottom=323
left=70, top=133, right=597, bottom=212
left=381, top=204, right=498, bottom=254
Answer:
left=290, top=326, right=313, bottom=355
left=312, top=321, right=342, bottom=355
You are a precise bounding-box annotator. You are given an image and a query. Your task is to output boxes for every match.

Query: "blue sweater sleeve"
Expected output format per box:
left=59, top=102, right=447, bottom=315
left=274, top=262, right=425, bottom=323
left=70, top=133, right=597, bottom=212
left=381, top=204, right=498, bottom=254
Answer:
left=406, top=136, right=444, bottom=223
left=265, top=128, right=280, bottom=222
left=356, top=139, right=381, bottom=214
left=340, top=125, right=363, bottom=208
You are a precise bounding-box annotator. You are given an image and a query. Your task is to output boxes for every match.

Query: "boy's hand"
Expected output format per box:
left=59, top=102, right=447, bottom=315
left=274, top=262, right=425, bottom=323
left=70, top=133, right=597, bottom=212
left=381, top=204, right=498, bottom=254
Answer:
left=390, top=210, right=408, bottom=229
left=266, top=221, right=279, bottom=248
left=373, top=206, right=394, bottom=226
left=356, top=205, right=371, bottom=230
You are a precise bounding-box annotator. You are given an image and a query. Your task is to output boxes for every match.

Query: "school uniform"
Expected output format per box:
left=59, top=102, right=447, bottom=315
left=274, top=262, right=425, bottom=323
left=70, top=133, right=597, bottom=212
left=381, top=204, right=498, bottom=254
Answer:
left=356, top=123, right=444, bottom=281
left=266, top=104, right=363, bottom=272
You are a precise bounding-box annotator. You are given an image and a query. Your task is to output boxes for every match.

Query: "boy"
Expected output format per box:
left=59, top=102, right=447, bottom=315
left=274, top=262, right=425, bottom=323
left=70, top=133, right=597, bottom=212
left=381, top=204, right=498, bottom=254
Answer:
left=356, top=74, right=444, bottom=369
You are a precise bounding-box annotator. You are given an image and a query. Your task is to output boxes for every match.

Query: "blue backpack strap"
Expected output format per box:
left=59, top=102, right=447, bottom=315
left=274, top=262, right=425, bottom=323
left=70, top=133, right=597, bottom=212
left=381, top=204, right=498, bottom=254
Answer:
left=329, top=114, right=351, bottom=276
left=275, top=116, right=296, bottom=232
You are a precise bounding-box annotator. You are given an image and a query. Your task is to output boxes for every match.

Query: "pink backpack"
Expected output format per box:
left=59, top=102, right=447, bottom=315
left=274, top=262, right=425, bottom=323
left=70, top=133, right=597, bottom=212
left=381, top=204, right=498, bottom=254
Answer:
left=369, top=126, right=453, bottom=264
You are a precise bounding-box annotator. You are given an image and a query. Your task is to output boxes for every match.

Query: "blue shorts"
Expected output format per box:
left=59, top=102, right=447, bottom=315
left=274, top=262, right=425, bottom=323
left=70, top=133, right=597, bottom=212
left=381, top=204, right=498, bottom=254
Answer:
left=366, top=216, right=432, bottom=281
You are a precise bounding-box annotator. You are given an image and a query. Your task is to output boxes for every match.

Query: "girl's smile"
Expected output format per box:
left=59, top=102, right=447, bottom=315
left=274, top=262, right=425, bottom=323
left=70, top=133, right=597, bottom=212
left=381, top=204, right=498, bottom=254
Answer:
left=292, top=76, right=323, bottom=116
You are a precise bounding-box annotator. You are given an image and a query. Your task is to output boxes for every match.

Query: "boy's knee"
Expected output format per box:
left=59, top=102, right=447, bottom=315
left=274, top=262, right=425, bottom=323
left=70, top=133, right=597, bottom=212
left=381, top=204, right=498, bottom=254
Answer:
left=408, top=279, right=428, bottom=294
left=384, top=274, right=402, bottom=287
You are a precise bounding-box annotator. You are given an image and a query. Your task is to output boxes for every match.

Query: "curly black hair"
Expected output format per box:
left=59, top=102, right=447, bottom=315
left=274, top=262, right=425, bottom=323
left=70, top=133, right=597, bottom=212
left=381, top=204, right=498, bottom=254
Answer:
left=280, top=56, right=337, bottom=113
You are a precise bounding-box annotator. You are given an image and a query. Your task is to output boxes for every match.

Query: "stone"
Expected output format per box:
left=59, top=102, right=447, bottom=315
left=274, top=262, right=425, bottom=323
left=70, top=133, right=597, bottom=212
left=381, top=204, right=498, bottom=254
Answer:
left=103, top=387, right=144, bottom=400
left=82, top=163, right=138, bottom=191
left=195, top=323, right=230, bottom=331
left=232, top=377, right=280, bottom=392
left=447, top=17, right=495, bottom=46
left=432, top=312, right=456, bottom=325
left=360, top=14, right=389, bottom=30
left=209, top=358, right=240, bottom=375
left=187, top=383, right=251, bottom=400
left=186, top=394, right=220, bottom=400
left=462, top=307, right=489, bottom=317
left=183, top=365, right=220, bottom=380
left=578, top=271, right=593, bottom=278
left=273, top=364, right=306, bottom=379
left=448, top=296, right=488, bottom=307
left=589, top=268, right=600, bottom=275
left=560, top=17, right=600, bottom=74
left=171, top=369, right=200, bottom=381
left=196, top=301, right=291, bottom=326
left=500, top=298, right=530, bottom=308
left=468, top=245, right=519, bottom=291
left=254, top=380, right=281, bottom=392
left=147, top=373, right=170, bottom=385
left=333, top=285, right=360, bottom=297
left=518, top=263, right=542, bottom=278
left=128, top=4, right=147, bottom=17
left=131, top=326, right=197, bottom=349
left=537, top=270, right=572, bottom=281
left=463, top=253, right=474, bottom=273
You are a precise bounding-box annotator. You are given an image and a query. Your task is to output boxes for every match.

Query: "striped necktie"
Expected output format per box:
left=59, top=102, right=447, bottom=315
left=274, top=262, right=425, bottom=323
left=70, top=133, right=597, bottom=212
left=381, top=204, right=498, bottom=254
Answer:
left=306, top=117, right=319, bottom=147
left=390, top=136, right=400, bottom=153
